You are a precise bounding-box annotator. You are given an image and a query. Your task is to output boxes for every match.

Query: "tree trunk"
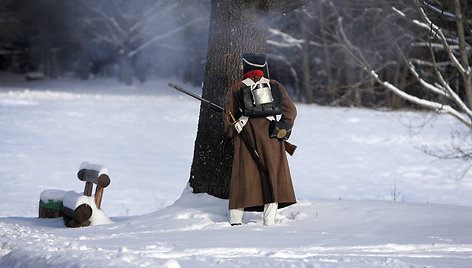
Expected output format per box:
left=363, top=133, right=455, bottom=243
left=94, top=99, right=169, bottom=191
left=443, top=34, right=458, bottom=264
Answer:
left=319, top=3, right=333, bottom=103
left=454, top=0, right=472, bottom=108
left=189, top=0, right=310, bottom=199
left=301, top=10, right=314, bottom=104
left=119, top=48, right=132, bottom=86
left=49, top=48, right=59, bottom=79
left=189, top=0, right=269, bottom=199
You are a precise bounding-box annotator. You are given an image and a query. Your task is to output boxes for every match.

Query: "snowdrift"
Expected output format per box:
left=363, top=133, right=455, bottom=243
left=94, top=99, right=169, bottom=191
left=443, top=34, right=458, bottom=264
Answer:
left=1, top=187, right=472, bottom=267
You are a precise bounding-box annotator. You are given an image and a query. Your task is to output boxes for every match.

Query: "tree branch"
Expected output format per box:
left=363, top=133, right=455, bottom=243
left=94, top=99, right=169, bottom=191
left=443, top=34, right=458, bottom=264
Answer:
left=336, top=15, right=472, bottom=128
left=413, top=0, right=468, bottom=75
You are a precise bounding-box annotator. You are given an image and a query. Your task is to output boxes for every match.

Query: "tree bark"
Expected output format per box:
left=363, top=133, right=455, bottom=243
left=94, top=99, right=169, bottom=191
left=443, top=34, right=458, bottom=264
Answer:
left=119, top=48, right=132, bottom=86
left=49, top=48, right=60, bottom=79
left=301, top=10, right=314, bottom=104
left=319, top=4, right=334, bottom=103
left=189, top=0, right=310, bottom=199
left=454, top=0, right=472, bottom=108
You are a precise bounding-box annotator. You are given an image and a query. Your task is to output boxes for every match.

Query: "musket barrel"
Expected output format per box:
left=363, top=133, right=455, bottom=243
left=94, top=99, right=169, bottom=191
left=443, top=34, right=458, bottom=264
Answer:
left=168, top=83, right=224, bottom=111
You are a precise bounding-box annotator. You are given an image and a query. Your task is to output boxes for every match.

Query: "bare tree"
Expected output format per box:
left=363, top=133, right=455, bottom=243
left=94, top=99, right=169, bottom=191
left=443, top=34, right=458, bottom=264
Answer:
left=0, top=0, right=24, bottom=71
left=266, top=0, right=405, bottom=106
left=1, top=1, right=73, bottom=75
left=336, top=0, right=472, bottom=158
left=79, top=0, right=203, bottom=85
left=337, top=1, right=471, bottom=124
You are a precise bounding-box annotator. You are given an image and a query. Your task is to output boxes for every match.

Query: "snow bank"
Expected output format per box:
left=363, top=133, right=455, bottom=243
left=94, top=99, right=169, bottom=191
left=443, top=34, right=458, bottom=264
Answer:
left=1, top=194, right=472, bottom=267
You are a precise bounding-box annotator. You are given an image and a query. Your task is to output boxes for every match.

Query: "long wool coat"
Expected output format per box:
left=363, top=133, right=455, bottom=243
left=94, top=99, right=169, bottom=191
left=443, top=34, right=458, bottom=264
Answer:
left=223, top=76, right=297, bottom=212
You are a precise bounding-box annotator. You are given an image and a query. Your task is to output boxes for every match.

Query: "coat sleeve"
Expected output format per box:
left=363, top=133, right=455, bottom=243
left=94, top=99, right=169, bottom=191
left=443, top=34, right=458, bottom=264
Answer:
left=277, top=82, right=297, bottom=127
left=223, top=82, right=242, bottom=139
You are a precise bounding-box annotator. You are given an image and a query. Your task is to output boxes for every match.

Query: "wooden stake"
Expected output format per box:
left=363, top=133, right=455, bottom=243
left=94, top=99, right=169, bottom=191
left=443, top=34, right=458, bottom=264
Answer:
left=94, top=186, right=104, bottom=209
left=84, top=182, right=93, bottom=196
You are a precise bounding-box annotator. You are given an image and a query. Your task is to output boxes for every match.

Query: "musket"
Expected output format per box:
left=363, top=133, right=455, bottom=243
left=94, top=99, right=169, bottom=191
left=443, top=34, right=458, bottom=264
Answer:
left=167, top=83, right=297, bottom=156
left=168, top=83, right=224, bottom=112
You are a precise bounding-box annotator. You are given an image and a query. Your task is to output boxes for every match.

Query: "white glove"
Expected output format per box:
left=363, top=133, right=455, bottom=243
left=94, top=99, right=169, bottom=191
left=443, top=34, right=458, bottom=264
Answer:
left=233, top=116, right=249, bottom=133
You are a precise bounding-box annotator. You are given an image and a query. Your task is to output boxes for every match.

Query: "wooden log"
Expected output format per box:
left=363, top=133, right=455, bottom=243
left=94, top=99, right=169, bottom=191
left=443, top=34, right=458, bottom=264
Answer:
left=84, top=181, right=93, bottom=196
left=39, top=206, right=62, bottom=218
left=63, top=215, right=91, bottom=228
left=94, top=186, right=105, bottom=209
left=77, top=169, right=110, bottom=188
left=25, top=71, right=45, bottom=81
left=39, top=190, right=65, bottom=218
left=62, top=203, right=92, bottom=227
left=77, top=162, right=111, bottom=212
left=39, top=197, right=63, bottom=218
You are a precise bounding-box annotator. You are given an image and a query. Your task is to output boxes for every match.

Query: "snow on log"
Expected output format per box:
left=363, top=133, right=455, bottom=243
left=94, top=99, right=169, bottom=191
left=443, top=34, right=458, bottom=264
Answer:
left=25, top=72, right=45, bottom=81
left=77, top=161, right=110, bottom=188
left=62, top=191, right=112, bottom=227
left=38, top=162, right=113, bottom=227
left=77, top=161, right=111, bottom=209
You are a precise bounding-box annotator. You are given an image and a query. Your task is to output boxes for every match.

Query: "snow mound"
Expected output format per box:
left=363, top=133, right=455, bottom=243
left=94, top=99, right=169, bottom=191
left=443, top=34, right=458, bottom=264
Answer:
left=2, top=194, right=472, bottom=267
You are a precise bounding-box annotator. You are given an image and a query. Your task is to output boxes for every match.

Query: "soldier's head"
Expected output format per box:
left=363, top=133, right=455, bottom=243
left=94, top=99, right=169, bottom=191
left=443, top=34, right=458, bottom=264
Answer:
left=242, top=53, right=267, bottom=75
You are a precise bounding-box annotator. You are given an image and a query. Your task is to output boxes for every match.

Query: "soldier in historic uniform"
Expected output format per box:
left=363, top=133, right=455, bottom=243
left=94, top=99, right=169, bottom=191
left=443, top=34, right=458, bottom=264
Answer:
left=223, top=53, right=297, bottom=226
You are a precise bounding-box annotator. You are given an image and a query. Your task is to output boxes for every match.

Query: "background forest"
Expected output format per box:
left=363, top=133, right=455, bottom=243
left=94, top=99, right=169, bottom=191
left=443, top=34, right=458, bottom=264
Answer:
left=1, top=0, right=471, bottom=109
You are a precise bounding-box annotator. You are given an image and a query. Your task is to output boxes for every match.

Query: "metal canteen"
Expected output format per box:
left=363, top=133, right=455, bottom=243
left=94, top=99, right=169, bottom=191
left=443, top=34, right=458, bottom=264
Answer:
left=251, top=82, right=274, bottom=105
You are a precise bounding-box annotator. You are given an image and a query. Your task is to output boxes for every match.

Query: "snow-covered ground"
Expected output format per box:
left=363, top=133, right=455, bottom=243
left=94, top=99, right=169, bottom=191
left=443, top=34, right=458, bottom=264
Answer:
left=1, top=73, right=472, bottom=267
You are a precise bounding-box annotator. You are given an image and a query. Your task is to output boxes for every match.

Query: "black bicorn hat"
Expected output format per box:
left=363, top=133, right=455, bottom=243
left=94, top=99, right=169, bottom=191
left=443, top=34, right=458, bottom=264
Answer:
left=242, top=53, right=267, bottom=73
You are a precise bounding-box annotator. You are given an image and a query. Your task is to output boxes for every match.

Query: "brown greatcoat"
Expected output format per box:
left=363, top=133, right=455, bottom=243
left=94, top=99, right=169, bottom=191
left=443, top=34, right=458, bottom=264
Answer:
left=223, top=76, right=297, bottom=212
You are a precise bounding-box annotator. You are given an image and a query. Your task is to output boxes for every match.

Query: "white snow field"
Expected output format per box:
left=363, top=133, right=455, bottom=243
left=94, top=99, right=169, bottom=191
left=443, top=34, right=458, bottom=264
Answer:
left=1, top=73, right=472, bottom=267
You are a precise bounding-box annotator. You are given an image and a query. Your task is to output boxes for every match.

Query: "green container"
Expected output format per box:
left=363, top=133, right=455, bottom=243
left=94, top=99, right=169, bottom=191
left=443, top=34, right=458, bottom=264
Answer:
left=39, top=189, right=66, bottom=218
left=39, top=199, right=63, bottom=210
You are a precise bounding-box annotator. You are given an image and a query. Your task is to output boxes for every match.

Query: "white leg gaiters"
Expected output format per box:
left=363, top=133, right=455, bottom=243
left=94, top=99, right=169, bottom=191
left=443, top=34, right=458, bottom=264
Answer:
left=229, top=208, right=244, bottom=225
left=263, top=202, right=278, bottom=226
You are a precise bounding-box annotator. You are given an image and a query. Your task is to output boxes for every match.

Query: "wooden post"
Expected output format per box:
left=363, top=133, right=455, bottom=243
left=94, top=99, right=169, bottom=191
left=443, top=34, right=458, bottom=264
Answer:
left=62, top=203, right=93, bottom=228
left=77, top=163, right=111, bottom=210
left=39, top=205, right=62, bottom=218
left=94, top=173, right=110, bottom=208
left=94, top=186, right=104, bottom=209
left=84, top=182, right=93, bottom=196
left=39, top=190, right=65, bottom=218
